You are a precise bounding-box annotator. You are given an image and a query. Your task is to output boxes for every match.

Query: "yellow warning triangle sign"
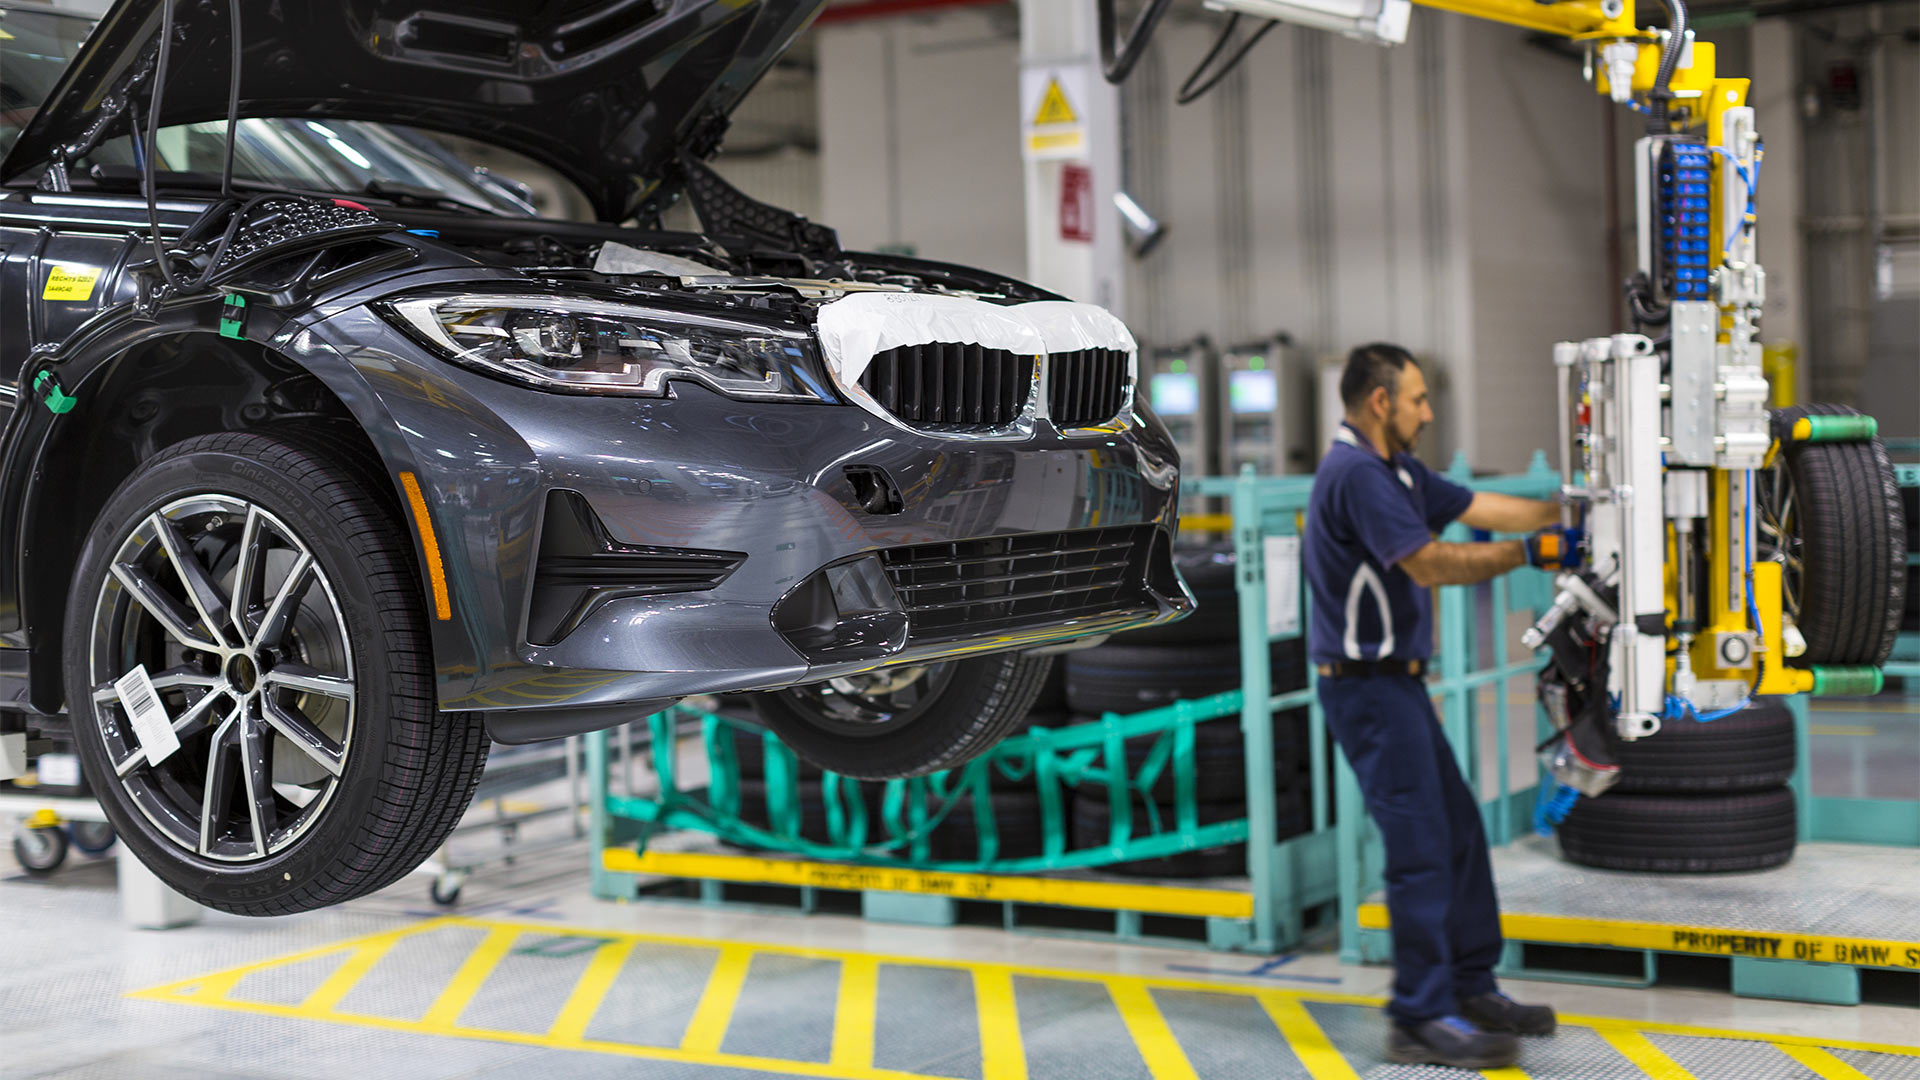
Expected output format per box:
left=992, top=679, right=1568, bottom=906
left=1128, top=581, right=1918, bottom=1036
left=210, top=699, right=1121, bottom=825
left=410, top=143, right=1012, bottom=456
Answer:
left=1033, top=78, right=1078, bottom=126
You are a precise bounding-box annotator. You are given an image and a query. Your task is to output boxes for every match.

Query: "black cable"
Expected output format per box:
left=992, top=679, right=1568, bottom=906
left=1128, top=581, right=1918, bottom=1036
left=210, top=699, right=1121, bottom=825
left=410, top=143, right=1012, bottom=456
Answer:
left=1097, top=0, right=1176, bottom=84
left=1176, top=14, right=1277, bottom=106
left=142, top=0, right=183, bottom=295
left=1646, top=0, right=1689, bottom=132
left=220, top=0, right=242, bottom=198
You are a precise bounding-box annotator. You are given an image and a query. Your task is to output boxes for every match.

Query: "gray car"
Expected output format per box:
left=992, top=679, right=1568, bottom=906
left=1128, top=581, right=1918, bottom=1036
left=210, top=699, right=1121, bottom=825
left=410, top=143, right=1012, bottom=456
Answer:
left=0, top=0, right=1189, bottom=914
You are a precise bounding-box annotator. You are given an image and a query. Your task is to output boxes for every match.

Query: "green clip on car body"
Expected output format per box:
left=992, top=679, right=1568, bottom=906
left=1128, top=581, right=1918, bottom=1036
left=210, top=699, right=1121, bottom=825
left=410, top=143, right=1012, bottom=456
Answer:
left=31, top=371, right=76, bottom=414
left=218, top=292, right=247, bottom=339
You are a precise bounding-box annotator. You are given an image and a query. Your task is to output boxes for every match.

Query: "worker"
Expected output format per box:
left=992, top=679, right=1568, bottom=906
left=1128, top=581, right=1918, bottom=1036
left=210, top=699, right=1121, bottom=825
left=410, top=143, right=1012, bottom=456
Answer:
left=1303, top=343, right=1579, bottom=1068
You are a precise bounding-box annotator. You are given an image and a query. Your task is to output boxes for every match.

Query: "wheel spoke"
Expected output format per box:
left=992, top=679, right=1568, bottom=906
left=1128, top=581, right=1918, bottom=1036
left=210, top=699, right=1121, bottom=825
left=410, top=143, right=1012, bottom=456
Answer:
left=151, top=514, right=232, bottom=649
left=238, top=712, right=278, bottom=856
left=198, top=711, right=242, bottom=855
left=262, top=663, right=354, bottom=704
left=111, top=562, right=221, bottom=653
left=150, top=666, right=222, bottom=694
left=230, top=507, right=267, bottom=643
left=253, top=552, right=314, bottom=650
left=261, top=696, right=346, bottom=778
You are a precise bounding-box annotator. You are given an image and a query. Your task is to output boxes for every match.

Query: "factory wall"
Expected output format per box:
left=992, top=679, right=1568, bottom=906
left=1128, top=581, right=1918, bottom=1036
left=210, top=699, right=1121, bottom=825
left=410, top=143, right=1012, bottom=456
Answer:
left=817, top=6, right=1609, bottom=472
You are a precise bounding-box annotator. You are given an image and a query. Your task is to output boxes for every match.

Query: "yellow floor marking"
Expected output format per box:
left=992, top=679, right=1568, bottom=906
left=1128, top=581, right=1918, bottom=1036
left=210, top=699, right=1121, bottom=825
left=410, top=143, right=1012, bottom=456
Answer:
left=1481, top=1068, right=1532, bottom=1080
left=1808, top=725, right=1879, bottom=737
left=1107, top=979, right=1200, bottom=1080
left=1257, top=994, right=1362, bottom=1080
left=419, top=925, right=519, bottom=1029
left=1594, top=1025, right=1699, bottom=1080
left=680, top=944, right=754, bottom=1055
left=299, top=938, right=400, bottom=1014
left=1776, top=1045, right=1875, bottom=1080
left=547, top=937, right=637, bottom=1044
left=973, top=967, right=1028, bottom=1080
left=129, top=914, right=1920, bottom=1071
left=831, top=957, right=881, bottom=1071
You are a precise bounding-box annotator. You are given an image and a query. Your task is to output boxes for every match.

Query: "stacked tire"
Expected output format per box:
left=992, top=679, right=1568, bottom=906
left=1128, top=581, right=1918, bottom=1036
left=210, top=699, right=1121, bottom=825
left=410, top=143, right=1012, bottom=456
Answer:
left=1063, top=543, right=1315, bottom=879
left=1556, top=698, right=1798, bottom=873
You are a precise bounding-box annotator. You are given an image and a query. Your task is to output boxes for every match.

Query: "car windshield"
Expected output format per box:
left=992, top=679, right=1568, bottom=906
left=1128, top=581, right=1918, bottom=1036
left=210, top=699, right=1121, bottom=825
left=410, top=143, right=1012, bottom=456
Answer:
left=0, top=6, right=536, bottom=216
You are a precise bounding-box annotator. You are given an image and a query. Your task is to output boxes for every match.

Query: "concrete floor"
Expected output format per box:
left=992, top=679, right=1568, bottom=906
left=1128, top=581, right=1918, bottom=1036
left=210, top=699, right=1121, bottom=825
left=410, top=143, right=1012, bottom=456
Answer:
left=4, top=772, right=1917, bottom=1080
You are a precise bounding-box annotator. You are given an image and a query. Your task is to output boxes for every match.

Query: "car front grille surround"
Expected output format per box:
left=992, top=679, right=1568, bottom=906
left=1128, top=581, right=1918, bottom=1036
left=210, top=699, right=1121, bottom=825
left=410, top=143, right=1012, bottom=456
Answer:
left=878, top=524, right=1156, bottom=644
left=855, top=343, right=1130, bottom=432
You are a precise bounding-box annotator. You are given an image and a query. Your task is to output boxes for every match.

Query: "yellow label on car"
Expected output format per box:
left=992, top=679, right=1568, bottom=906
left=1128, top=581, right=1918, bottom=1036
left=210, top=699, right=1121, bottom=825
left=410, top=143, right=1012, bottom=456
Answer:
left=43, top=265, right=101, bottom=301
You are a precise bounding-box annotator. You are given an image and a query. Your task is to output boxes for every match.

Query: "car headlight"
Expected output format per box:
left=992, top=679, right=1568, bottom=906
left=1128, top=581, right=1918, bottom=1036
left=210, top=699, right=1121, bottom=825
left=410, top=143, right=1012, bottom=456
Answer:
left=383, top=294, right=834, bottom=402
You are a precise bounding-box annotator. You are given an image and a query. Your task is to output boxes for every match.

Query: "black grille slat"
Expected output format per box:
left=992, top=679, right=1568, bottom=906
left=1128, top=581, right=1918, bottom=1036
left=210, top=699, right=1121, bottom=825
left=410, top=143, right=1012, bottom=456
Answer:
left=1045, top=347, right=1131, bottom=428
left=859, top=343, right=1035, bottom=429
left=878, top=525, right=1155, bottom=645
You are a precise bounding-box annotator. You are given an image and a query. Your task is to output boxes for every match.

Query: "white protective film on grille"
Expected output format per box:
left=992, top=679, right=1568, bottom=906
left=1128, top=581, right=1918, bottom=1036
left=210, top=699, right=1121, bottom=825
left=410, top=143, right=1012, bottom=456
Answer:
left=815, top=292, right=1137, bottom=385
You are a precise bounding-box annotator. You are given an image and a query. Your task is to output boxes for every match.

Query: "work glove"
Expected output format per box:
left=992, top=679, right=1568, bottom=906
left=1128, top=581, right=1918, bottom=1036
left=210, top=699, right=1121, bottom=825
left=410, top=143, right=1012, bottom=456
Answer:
left=1525, top=524, right=1585, bottom=571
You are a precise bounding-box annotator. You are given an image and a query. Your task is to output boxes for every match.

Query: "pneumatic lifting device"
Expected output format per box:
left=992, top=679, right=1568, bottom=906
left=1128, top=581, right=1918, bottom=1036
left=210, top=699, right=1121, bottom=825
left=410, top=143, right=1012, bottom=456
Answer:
left=1098, top=0, right=1908, bottom=797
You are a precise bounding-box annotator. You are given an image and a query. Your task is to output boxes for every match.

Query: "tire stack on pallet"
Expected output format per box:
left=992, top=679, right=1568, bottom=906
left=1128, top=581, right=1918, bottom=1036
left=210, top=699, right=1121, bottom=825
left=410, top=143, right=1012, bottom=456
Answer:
left=1063, top=544, right=1316, bottom=878
left=1556, top=698, right=1799, bottom=872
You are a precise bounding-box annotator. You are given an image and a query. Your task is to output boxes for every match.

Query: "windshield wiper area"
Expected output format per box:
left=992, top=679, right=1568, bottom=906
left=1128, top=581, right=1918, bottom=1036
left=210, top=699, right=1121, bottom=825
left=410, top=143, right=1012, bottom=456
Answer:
left=361, top=179, right=488, bottom=214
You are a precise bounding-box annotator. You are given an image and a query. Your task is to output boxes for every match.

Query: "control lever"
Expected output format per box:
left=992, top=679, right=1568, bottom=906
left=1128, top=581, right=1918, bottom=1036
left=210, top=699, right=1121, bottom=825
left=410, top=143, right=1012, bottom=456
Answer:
left=1521, top=566, right=1619, bottom=651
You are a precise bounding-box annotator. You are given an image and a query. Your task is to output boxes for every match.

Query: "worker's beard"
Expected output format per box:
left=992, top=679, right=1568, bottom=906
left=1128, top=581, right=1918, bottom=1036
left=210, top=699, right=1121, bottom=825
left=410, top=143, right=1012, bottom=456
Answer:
left=1388, top=420, right=1424, bottom=456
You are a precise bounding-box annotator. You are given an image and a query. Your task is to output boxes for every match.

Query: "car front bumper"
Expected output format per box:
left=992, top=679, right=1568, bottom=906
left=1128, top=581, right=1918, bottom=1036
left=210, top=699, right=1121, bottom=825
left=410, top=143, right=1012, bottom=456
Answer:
left=296, top=305, right=1189, bottom=727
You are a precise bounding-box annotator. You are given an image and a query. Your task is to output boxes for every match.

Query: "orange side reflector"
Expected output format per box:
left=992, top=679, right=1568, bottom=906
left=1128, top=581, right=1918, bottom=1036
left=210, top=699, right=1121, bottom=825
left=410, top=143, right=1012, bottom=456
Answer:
left=398, top=471, right=452, bottom=621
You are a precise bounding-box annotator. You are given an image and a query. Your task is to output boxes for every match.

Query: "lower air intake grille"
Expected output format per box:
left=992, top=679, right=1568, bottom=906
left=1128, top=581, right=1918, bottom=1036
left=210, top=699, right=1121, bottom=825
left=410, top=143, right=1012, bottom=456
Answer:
left=860, top=343, right=1035, bottom=428
left=1047, top=348, right=1131, bottom=427
left=880, top=524, right=1155, bottom=644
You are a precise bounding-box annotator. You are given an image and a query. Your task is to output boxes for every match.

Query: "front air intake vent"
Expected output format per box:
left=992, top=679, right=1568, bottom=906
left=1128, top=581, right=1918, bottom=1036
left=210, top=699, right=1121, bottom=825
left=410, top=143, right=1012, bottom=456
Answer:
left=1046, top=348, right=1131, bottom=427
left=879, top=524, right=1156, bottom=644
left=859, top=343, right=1034, bottom=428
left=528, top=491, right=743, bottom=645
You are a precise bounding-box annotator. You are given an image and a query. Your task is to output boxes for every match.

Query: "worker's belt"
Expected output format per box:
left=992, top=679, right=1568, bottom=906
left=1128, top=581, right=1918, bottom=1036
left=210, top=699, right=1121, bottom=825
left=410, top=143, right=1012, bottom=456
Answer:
left=1316, top=659, right=1426, bottom=679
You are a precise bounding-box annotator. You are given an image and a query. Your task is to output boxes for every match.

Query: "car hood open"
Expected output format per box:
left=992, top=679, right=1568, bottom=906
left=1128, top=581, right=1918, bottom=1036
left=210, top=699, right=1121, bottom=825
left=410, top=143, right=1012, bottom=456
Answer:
left=0, top=0, right=824, bottom=222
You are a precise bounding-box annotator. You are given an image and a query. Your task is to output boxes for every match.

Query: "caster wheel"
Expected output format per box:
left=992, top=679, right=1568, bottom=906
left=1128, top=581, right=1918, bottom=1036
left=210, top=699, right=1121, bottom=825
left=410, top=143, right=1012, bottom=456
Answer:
left=14, top=825, right=70, bottom=876
left=429, top=875, right=464, bottom=907
left=70, top=821, right=117, bottom=855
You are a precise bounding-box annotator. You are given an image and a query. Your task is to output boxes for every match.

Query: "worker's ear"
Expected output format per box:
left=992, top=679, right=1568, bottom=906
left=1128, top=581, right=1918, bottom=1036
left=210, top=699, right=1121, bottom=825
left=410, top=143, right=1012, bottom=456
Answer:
left=1369, top=384, right=1391, bottom=418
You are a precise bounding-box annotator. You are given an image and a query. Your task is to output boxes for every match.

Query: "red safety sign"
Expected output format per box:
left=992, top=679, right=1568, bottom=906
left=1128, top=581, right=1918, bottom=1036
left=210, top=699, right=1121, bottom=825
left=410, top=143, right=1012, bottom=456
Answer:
left=1060, top=163, right=1094, bottom=243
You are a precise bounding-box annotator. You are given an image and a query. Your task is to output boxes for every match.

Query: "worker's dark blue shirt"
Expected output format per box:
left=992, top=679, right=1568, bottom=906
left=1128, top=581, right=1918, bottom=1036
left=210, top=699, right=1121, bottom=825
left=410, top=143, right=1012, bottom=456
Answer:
left=1305, top=423, right=1474, bottom=664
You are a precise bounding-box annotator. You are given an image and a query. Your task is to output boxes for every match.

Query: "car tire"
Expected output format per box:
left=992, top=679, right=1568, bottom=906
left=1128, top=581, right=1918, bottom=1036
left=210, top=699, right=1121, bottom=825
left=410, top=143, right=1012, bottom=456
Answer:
left=1764, top=404, right=1907, bottom=667
left=1110, top=545, right=1238, bottom=645
left=1609, top=698, right=1795, bottom=795
left=1064, top=639, right=1307, bottom=716
left=924, top=788, right=1047, bottom=862
left=1068, top=709, right=1307, bottom=801
left=1557, top=788, right=1796, bottom=873
left=64, top=431, right=488, bottom=916
left=749, top=652, right=1053, bottom=780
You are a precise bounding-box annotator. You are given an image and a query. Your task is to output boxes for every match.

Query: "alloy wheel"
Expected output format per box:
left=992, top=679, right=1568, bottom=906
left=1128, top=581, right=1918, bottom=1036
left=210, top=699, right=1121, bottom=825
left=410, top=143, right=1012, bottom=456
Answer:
left=86, top=495, right=355, bottom=863
left=786, top=663, right=957, bottom=737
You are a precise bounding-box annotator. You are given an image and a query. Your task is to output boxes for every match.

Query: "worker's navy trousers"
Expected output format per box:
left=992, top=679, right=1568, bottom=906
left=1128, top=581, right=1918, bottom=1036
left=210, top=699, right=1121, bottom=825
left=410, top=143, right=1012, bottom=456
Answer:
left=1319, top=673, right=1503, bottom=1025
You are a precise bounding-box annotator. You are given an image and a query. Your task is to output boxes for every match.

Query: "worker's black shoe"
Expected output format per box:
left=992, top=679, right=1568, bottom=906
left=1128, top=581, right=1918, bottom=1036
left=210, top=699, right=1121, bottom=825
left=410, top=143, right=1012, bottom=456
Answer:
left=1386, top=1016, right=1519, bottom=1068
left=1461, top=991, right=1558, bottom=1035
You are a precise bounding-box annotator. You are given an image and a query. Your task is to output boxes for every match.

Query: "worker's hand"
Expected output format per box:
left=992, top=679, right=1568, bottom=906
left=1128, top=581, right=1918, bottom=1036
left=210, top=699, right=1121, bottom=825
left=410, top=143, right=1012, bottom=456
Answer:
left=1525, top=524, right=1585, bottom=572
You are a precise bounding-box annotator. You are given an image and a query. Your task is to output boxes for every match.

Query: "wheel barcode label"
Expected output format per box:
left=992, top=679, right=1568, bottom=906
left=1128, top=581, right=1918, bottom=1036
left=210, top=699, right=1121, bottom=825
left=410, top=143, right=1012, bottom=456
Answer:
left=114, top=664, right=180, bottom=766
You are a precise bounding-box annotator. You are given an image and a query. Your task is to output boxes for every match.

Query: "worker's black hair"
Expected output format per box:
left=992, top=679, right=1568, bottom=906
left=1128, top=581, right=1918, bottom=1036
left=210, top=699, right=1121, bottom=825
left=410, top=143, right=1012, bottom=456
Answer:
left=1340, top=343, right=1419, bottom=412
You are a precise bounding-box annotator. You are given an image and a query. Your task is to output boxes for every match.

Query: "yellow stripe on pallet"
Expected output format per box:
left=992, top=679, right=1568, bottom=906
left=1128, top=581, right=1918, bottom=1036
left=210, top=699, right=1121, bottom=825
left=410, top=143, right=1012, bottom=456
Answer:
left=1479, top=1069, right=1532, bottom=1080
left=973, top=967, right=1028, bottom=1080
left=1776, top=1045, right=1876, bottom=1080
left=1593, top=1025, right=1700, bottom=1080
left=420, top=925, right=519, bottom=1028
left=1356, top=904, right=1920, bottom=970
left=548, top=937, right=636, bottom=1044
left=831, top=957, right=881, bottom=1071
left=1257, top=994, right=1362, bottom=1080
left=680, top=945, right=754, bottom=1055
left=1107, top=979, right=1200, bottom=1080
left=603, top=848, right=1254, bottom=920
